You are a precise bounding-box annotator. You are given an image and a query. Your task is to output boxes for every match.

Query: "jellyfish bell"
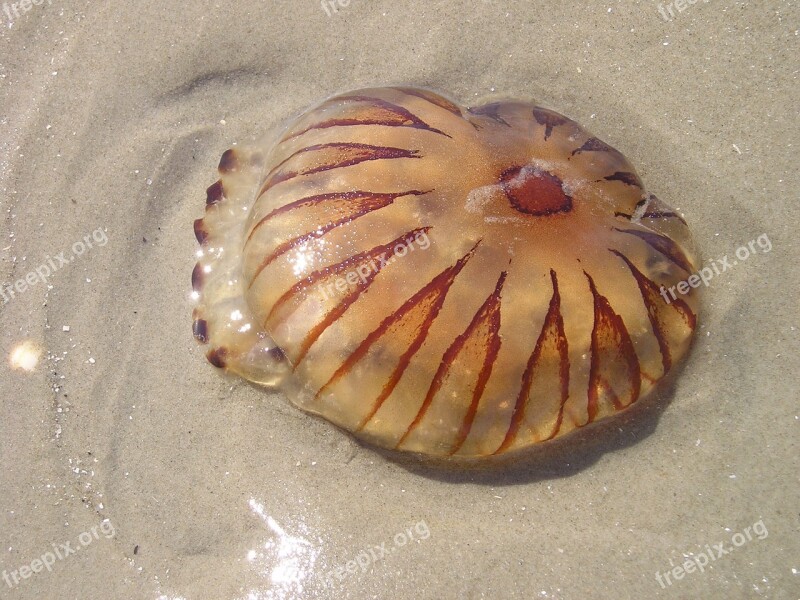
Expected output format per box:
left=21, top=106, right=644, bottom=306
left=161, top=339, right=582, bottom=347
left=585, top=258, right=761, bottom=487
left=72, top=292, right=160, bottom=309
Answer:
left=191, top=87, right=699, bottom=459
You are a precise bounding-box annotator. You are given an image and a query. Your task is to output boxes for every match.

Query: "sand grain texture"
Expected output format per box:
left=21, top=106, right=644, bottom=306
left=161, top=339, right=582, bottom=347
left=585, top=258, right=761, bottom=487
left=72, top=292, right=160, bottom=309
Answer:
left=0, top=1, right=798, bottom=599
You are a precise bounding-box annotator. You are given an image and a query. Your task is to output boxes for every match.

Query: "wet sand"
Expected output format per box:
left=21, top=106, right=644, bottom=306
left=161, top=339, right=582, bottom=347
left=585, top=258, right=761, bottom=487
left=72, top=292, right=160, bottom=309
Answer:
left=0, top=1, right=798, bottom=598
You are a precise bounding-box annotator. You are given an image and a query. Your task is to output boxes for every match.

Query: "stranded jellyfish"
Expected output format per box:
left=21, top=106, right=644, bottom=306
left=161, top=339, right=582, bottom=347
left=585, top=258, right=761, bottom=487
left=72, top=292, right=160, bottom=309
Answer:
left=191, top=87, right=699, bottom=459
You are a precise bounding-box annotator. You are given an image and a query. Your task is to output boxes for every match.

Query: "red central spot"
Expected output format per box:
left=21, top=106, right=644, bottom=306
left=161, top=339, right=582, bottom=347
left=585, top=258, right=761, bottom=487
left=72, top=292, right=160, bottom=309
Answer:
left=500, top=166, right=572, bottom=216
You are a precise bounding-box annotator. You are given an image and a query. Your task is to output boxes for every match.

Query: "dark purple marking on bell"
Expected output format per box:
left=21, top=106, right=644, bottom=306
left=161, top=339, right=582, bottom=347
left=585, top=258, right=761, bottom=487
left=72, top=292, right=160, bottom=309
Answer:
left=603, top=171, right=642, bottom=187
left=191, top=263, right=204, bottom=291
left=206, top=347, right=228, bottom=369
left=469, top=103, right=510, bottom=127
left=193, top=319, right=209, bottom=343
left=643, top=194, right=688, bottom=225
left=218, top=149, right=239, bottom=173
left=268, top=346, right=286, bottom=362
left=643, top=210, right=688, bottom=224
left=206, top=180, right=225, bottom=206
left=571, top=137, right=620, bottom=157
left=194, top=219, right=208, bottom=244
left=532, top=107, right=568, bottom=141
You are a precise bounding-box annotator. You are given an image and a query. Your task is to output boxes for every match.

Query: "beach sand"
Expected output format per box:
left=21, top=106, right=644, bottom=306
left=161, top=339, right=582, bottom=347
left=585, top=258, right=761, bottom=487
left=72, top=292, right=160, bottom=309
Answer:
left=0, top=1, right=798, bottom=598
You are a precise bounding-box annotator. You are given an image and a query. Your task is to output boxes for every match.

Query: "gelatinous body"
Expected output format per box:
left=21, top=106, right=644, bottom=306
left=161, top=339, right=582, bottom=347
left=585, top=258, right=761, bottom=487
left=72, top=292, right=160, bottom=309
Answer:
left=192, top=87, right=699, bottom=458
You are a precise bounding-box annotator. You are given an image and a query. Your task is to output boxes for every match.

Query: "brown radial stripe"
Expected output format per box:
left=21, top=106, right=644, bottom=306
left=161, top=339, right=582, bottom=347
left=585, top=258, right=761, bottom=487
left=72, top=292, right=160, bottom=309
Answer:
left=264, top=227, right=432, bottom=329
left=603, top=171, right=643, bottom=187
left=392, top=87, right=464, bottom=118
left=642, top=210, right=687, bottom=223
left=291, top=228, right=433, bottom=366
left=613, top=227, right=694, bottom=274
left=494, top=270, right=569, bottom=454
left=468, top=103, right=510, bottom=126
left=584, top=272, right=641, bottom=425
left=614, top=197, right=648, bottom=220
left=571, top=137, right=623, bottom=157
left=532, top=107, right=569, bottom=141
left=396, top=271, right=507, bottom=454
left=247, top=189, right=428, bottom=243
left=283, top=96, right=449, bottom=140
left=642, top=194, right=688, bottom=225
left=246, top=190, right=428, bottom=285
left=610, top=249, right=697, bottom=374
left=258, top=143, right=420, bottom=195
left=313, top=242, right=481, bottom=429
